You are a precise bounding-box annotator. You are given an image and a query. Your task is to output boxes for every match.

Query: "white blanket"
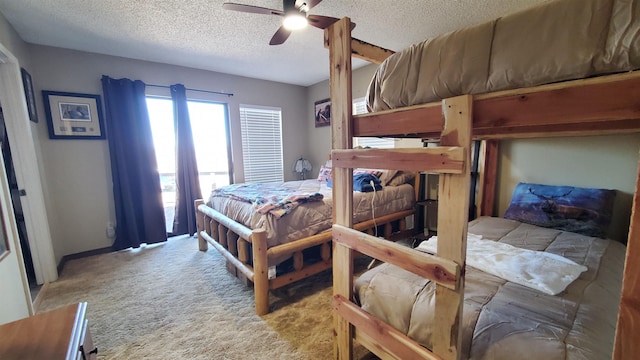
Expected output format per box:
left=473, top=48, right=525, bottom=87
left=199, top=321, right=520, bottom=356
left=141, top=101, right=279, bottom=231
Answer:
left=417, top=233, right=588, bottom=295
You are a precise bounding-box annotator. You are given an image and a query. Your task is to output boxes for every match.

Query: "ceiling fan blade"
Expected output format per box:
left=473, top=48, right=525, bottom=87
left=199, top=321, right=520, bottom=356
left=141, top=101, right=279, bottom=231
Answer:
left=307, top=15, right=355, bottom=30
left=269, top=26, right=292, bottom=45
left=222, top=2, right=283, bottom=16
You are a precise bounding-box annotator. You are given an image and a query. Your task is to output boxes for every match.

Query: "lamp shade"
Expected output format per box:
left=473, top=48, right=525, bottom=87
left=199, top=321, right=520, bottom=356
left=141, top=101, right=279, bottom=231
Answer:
left=293, top=157, right=312, bottom=179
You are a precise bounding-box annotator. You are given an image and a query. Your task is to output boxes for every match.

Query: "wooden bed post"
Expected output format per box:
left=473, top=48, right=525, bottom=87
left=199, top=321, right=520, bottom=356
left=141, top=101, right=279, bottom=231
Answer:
left=195, top=199, right=208, bottom=251
left=613, top=149, right=640, bottom=359
left=432, top=95, right=472, bottom=360
left=477, top=140, right=499, bottom=217
left=327, top=17, right=354, bottom=360
left=251, top=229, right=269, bottom=316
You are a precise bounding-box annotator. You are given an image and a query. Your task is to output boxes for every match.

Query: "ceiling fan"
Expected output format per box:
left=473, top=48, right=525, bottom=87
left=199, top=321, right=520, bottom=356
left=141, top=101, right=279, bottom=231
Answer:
left=222, top=0, right=355, bottom=45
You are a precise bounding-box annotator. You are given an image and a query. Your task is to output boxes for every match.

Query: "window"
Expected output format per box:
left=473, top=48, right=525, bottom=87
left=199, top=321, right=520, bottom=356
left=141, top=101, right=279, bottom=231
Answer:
left=146, top=97, right=175, bottom=192
left=352, top=97, right=395, bottom=149
left=239, top=105, right=283, bottom=182
left=147, top=97, right=231, bottom=233
left=189, top=101, right=232, bottom=192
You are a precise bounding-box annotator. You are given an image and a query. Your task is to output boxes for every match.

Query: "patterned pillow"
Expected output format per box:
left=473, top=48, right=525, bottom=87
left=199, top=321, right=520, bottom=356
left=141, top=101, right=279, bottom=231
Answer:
left=503, top=182, right=616, bottom=238
left=317, top=165, right=332, bottom=182
left=387, top=171, right=415, bottom=186
left=319, top=166, right=405, bottom=186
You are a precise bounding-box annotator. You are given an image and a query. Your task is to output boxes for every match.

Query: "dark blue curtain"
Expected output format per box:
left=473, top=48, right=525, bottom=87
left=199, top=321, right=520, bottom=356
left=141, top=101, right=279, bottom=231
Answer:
left=170, top=84, right=202, bottom=235
left=101, top=76, right=167, bottom=250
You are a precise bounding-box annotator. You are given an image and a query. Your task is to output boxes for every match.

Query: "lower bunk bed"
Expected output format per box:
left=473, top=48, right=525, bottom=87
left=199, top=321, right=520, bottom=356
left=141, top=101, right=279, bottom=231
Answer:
left=195, top=175, right=417, bottom=315
left=355, top=216, right=626, bottom=360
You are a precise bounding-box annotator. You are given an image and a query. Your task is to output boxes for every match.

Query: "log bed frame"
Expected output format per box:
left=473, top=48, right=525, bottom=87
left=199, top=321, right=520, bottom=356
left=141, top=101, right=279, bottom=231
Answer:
left=195, top=186, right=417, bottom=316
left=326, top=17, right=640, bottom=360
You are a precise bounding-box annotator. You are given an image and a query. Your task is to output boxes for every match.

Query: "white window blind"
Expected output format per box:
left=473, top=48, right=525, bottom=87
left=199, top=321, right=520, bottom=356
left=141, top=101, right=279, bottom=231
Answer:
left=352, top=97, right=395, bottom=149
left=352, top=97, right=368, bottom=116
left=240, top=105, right=284, bottom=183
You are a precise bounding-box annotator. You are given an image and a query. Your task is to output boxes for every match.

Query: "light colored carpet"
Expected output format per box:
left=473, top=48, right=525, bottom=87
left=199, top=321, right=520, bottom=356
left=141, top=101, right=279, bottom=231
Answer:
left=35, top=235, right=376, bottom=359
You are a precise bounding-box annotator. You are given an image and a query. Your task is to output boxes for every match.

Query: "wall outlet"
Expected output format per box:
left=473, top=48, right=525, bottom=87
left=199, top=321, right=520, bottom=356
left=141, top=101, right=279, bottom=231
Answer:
left=106, top=222, right=116, bottom=239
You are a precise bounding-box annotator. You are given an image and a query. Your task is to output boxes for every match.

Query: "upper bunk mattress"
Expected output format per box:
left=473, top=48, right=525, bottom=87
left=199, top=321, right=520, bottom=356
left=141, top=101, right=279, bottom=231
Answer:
left=355, top=216, right=626, bottom=359
left=367, top=0, right=640, bottom=111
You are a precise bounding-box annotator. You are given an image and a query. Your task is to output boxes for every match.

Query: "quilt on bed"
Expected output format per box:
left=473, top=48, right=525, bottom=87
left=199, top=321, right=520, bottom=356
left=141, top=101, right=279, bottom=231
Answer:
left=355, top=216, right=625, bottom=360
left=208, top=179, right=415, bottom=251
left=210, top=182, right=323, bottom=218
left=367, top=0, right=640, bottom=111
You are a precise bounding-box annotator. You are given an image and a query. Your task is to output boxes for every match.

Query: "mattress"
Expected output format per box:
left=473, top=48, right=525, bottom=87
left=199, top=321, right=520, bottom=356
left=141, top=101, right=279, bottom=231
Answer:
left=367, top=0, right=640, bottom=111
left=355, top=216, right=626, bottom=359
left=208, top=179, right=415, bottom=249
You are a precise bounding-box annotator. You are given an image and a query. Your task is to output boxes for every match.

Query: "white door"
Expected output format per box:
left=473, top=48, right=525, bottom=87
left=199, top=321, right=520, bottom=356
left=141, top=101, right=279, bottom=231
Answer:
left=0, top=138, right=32, bottom=324
left=0, top=43, right=57, bottom=285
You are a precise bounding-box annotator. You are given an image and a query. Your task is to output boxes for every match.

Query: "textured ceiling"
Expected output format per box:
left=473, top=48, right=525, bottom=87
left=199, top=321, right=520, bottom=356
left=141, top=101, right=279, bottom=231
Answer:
left=0, top=0, right=548, bottom=86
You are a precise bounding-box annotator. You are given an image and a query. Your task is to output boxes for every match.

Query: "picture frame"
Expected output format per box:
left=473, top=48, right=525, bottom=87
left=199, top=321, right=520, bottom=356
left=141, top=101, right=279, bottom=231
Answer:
left=20, top=68, right=38, bottom=123
left=42, top=91, right=105, bottom=139
left=314, top=98, right=331, bottom=127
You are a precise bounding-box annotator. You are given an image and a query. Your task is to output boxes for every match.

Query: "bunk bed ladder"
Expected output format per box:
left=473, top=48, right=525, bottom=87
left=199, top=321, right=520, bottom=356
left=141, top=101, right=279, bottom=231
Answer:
left=328, top=18, right=472, bottom=360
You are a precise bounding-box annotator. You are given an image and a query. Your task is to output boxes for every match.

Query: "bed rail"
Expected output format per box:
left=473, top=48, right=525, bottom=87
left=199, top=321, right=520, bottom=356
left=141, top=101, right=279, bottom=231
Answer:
left=352, top=71, right=640, bottom=140
left=195, top=198, right=415, bottom=315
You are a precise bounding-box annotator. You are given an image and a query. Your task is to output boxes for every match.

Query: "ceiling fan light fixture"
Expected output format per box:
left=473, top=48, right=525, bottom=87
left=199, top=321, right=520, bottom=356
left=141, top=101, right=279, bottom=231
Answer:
left=222, top=0, right=337, bottom=45
left=283, top=12, right=308, bottom=30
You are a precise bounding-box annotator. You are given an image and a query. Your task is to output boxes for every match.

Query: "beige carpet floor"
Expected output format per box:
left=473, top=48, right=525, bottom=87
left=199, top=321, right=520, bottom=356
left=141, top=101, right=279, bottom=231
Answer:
left=35, top=235, right=378, bottom=359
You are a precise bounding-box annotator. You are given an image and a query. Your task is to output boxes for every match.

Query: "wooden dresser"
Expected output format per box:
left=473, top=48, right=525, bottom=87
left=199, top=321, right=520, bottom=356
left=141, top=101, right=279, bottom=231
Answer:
left=0, top=302, right=97, bottom=359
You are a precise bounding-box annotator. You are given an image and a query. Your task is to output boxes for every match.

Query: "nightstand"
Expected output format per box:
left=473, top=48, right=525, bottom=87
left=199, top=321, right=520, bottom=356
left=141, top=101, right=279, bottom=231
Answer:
left=0, top=302, right=97, bottom=360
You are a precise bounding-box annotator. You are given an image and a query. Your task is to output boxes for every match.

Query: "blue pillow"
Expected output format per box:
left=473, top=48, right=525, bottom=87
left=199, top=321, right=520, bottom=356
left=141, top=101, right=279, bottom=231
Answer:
left=503, top=183, right=615, bottom=238
left=353, top=173, right=382, bottom=192
left=326, top=173, right=382, bottom=192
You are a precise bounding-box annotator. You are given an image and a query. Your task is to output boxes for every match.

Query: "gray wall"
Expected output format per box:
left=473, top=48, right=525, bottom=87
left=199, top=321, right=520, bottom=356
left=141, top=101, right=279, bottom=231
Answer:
left=0, top=12, right=29, bottom=66
left=28, top=45, right=308, bottom=262
left=306, top=63, right=380, bottom=172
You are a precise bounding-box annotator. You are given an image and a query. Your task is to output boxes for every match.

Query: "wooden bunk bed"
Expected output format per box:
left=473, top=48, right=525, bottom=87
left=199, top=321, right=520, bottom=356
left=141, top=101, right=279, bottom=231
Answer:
left=326, top=17, right=640, bottom=360
left=195, top=177, right=417, bottom=316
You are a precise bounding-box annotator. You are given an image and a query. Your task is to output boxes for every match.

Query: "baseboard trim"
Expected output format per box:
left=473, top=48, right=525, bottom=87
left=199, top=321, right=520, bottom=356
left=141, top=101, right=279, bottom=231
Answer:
left=57, top=246, right=113, bottom=274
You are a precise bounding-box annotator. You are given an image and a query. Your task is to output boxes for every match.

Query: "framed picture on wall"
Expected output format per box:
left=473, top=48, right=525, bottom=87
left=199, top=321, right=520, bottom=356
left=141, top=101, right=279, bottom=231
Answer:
left=314, top=98, right=331, bottom=127
left=42, top=91, right=105, bottom=139
left=20, top=68, right=38, bottom=123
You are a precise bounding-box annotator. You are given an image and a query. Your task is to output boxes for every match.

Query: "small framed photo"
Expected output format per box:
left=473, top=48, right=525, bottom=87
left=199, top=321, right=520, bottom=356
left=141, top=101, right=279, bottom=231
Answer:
left=314, top=98, right=331, bottom=127
left=20, top=68, right=38, bottom=123
left=42, top=91, right=105, bottom=139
